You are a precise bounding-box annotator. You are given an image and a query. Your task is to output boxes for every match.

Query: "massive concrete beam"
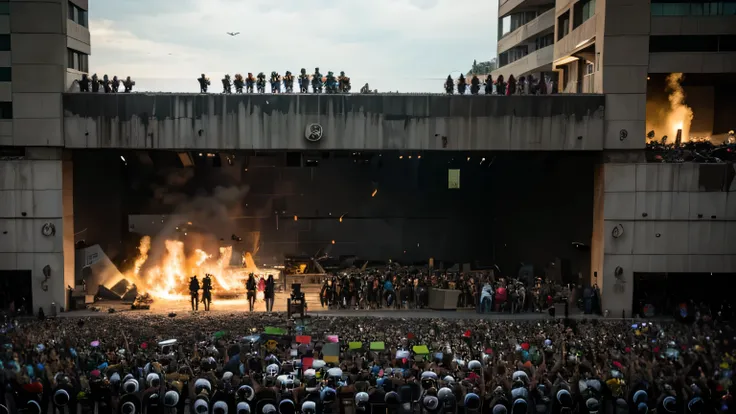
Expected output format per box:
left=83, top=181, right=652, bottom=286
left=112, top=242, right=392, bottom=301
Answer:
left=63, top=93, right=606, bottom=151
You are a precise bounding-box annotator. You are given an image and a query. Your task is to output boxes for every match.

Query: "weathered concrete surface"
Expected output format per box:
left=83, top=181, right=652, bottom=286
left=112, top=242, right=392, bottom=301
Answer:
left=62, top=93, right=606, bottom=150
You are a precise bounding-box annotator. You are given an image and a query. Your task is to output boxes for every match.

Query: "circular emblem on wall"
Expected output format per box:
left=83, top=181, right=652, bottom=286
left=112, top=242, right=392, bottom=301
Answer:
left=41, top=223, right=56, bottom=237
left=305, top=123, right=323, bottom=142
left=619, top=129, right=628, bottom=141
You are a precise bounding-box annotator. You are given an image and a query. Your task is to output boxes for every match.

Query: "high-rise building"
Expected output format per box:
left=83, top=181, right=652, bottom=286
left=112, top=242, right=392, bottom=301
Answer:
left=0, top=0, right=89, bottom=314
left=492, top=0, right=557, bottom=84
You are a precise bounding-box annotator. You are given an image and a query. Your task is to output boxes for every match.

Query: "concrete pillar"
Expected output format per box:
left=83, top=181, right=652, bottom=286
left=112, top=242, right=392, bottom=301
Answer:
left=0, top=148, right=75, bottom=315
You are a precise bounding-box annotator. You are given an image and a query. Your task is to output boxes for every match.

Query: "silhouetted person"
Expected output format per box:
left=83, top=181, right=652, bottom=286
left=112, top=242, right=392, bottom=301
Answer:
left=495, top=75, right=505, bottom=95
left=265, top=275, right=275, bottom=312
left=79, top=74, right=90, bottom=92
left=246, top=273, right=256, bottom=312
left=444, top=75, right=454, bottom=94
left=189, top=275, right=200, bottom=311
left=91, top=73, right=100, bottom=93
left=506, top=75, right=516, bottom=95
left=111, top=76, right=120, bottom=93
left=470, top=75, right=480, bottom=95
left=457, top=74, right=467, bottom=95
left=484, top=74, right=492, bottom=95
left=102, top=75, right=111, bottom=93
left=198, top=73, right=210, bottom=93
left=222, top=74, right=232, bottom=94
left=123, top=76, right=135, bottom=93
left=201, top=274, right=213, bottom=311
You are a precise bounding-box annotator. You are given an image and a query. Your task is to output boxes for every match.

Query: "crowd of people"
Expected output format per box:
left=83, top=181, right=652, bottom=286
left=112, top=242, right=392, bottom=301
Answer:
left=316, top=270, right=584, bottom=315
left=645, top=131, right=736, bottom=163
left=77, top=74, right=136, bottom=93
left=444, top=74, right=555, bottom=95
left=0, top=307, right=731, bottom=414
left=197, top=69, right=352, bottom=95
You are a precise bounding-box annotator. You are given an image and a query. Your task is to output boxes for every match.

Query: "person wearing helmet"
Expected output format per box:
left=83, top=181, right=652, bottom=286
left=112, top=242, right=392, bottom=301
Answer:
left=197, top=73, right=210, bottom=93
left=311, top=67, right=323, bottom=93
left=299, top=68, right=310, bottom=93
left=325, top=71, right=337, bottom=93
left=256, top=72, right=267, bottom=93
left=283, top=71, right=294, bottom=93
left=338, top=71, right=351, bottom=93
left=270, top=71, right=281, bottom=93
left=246, top=73, right=256, bottom=93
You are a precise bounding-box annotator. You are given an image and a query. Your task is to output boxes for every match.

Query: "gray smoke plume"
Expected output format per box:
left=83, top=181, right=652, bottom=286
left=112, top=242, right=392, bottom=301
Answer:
left=141, top=165, right=251, bottom=275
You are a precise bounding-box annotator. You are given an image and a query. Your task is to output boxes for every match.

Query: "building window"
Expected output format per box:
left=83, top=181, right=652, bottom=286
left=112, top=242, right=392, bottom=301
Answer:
left=0, top=68, right=10, bottom=82
left=0, top=102, right=12, bottom=120
left=651, top=2, right=736, bottom=16
left=649, top=35, right=719, bottom=52
left=535, top=33, right=555, bottom=49
left=0, top=3, right=9, bottom=15
left=68, top=2, right=88, bottom=28
left=573, top=0, right=596, bottom=28
left=0, top=35, right=9, bottom=51
left=557, top=11, right=570, bottom=40
left=67, top=48, right=88, bottom=72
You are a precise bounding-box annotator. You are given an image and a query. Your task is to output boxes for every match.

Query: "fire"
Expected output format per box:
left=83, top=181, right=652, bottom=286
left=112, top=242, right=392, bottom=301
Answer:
left=124, top=236, right=260, bottom=301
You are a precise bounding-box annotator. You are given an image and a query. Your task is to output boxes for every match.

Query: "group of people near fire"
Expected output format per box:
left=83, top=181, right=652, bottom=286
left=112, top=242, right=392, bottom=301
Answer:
left=445, top=74, right=554, bottom=95
left=316, top=269, right=591, bottom=315
left=197, top=68, right=352, bottom=95
left=0, top=305, right=733, bottom=414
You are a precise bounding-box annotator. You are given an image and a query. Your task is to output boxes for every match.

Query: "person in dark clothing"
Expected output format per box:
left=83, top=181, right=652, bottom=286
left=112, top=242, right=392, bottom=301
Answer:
left=189, top=275, right=200, bottom=311
left=470, top=75, right=480, bottom=95
left=197, top=73, right=210, bottom=93
left=91, top=74, right=100, bottom=93
left=265, top=275, right=275, bottom=312
left=79, top=74, right=90, bottom=92
left=201, top=274, right=213, bottom=311
left=246, top=273, right=256, bottom=312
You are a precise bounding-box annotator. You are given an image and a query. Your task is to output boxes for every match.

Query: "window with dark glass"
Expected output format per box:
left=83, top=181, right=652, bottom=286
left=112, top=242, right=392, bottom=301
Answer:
left=67, top=48, right=88, bottom=72
left=0, top=35, right=9, bottom=51
left=68, top=2, right=88, bottom=27
left=651, top=1, right=736, bottom=16
left=0, top=68, right=10, bottom=82
left=0, top=2, right=9, bottom=15
left=573, top=0, right=596, bottom=28
left=649, top=35, right=719, bottom=52
left=0, top=102, right=12, bottom=120
left=557, top=11, right=570, bottom=40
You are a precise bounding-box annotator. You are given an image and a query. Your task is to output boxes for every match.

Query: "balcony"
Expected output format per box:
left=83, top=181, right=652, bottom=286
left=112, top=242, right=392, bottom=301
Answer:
left=500, top=0, right=555, bottom=19
left=498, top=8, right=555, bottom=53
left=492, top=44, right=554, bottom=79
left=554, top=14, right=597, bottom=61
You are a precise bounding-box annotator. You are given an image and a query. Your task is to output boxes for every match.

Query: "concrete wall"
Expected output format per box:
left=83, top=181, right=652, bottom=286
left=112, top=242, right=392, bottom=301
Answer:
left=72, top=151, right=597, bottom=279
left=595, top=162, right=736, bottom=316
left=0, top=149, right=75, bottom=314
left=62, top=94, right=606, bottom=151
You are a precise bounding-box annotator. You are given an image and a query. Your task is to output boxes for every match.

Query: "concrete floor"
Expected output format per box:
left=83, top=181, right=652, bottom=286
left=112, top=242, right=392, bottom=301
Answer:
left=62, top=298, right=599, bottom=320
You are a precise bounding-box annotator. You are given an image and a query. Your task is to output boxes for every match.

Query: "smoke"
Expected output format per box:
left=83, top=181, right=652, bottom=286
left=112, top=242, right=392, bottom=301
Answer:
left=141, top=167, right=252, bottom=277
left=646, top=73, right=694, bottom=142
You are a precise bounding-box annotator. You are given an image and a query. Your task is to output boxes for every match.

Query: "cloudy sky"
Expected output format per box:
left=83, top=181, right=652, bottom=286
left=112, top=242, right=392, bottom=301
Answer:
left=89, top=0, right=499, bottom=93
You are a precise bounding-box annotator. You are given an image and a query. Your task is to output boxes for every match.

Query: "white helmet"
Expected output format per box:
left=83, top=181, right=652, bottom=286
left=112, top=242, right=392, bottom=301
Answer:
left=164, top=391, right=179, bottom=407
left=312, top=360, right=326, bottom=370
left=266, top=363, right=280, bottom=377
left=213, top=400, right=228, bottom=414
left=146, top=373, right=160, bottom=388
left=121, top=401, right=136, bottom=414
left=237, top=402, right=251, bottom=414
left=194, top=378, right=212, bottom=395
left=193, top=399, right=208, bottom=413
left=123, top=379, right=139, bottom=394
left=468, top=360, right=482, bottom=371
left=301, top=401, right=317, bottom=414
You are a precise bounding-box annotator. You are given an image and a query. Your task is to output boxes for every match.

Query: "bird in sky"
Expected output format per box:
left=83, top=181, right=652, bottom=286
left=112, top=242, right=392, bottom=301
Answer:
left=226, top=32, right=240, bottom=37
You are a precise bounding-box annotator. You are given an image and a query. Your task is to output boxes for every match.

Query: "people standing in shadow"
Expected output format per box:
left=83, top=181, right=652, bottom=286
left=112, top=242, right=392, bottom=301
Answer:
left=246, top=273, right=256, bottom=312
left=265, top=275, right=275, bottom=313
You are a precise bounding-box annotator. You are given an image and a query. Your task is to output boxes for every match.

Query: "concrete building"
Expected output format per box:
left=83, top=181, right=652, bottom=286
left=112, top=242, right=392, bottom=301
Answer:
left=0, top=0, right=89, bottom=315
left=492, top=0, right=557, bottom=82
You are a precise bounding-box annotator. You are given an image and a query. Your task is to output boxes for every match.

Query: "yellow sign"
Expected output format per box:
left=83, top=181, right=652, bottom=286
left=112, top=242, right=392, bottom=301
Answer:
left=448, top=169, right=460, bottom=189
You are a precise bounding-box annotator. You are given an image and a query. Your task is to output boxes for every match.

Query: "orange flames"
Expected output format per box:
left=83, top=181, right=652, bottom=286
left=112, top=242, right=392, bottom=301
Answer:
left=125, top=236, right=260, bottom=301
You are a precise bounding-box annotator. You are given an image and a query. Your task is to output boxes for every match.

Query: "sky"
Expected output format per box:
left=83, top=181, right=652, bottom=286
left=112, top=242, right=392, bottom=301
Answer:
left=89, top=0, right=499, bottom=93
